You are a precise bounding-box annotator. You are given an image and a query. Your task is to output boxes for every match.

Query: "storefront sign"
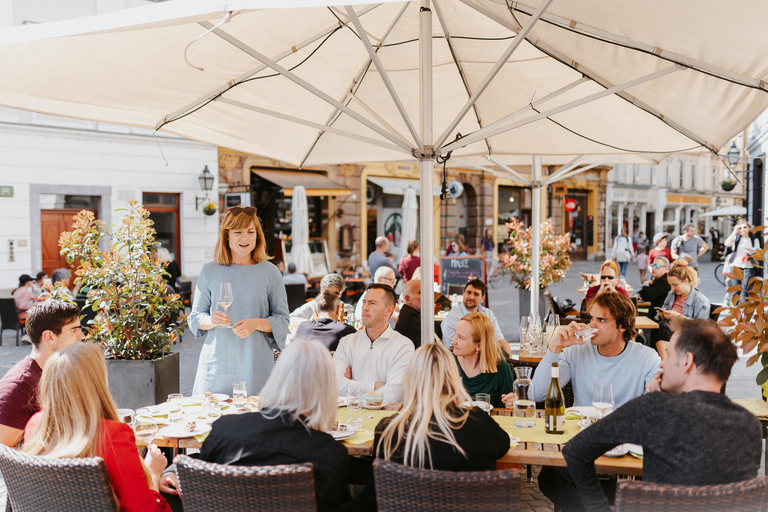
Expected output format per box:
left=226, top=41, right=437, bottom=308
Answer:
left=0, top=186, right=13, bottom=198
left=553, top=184, right=567, bottom=196
left=564, top=197, right=578, bottom=212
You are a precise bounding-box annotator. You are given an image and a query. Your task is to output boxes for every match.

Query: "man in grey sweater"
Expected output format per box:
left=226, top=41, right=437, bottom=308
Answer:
left=563, top=318, right=762, bottom=512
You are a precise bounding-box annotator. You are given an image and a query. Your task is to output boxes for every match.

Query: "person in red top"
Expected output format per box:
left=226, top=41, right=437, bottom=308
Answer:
left=648, top=233, right=673, bottom=265
left=24, top=343, right=171, bottom=512
left=0, top=299, right=84, bottom=447
left=397, top=240, right=421, bottom=282
left=583, top=260, right=629, bottom=311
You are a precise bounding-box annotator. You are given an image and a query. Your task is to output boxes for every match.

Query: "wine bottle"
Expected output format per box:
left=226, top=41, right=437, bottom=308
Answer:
left=545, top=362, right=565, bottom=434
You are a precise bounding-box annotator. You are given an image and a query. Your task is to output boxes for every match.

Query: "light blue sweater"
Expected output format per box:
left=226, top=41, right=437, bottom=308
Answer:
left=532, top=341, right=661, bottom=408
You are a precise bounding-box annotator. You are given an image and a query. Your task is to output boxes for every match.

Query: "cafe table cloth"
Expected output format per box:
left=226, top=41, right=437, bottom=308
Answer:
left=189, top=262, right=289, bottom=396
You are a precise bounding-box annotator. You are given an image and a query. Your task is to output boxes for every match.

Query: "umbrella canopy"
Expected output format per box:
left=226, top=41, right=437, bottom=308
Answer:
left=1, top=0, right=768, bottom=340
left=700, top=205, right=748, bottom=218
left=289, top=185, right=313, bottom=274
left=400, top=187, right=419, bottom=260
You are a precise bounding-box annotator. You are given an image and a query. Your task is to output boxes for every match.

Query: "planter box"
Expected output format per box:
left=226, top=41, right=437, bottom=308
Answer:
left=518, top=287, right=548, bottom=319
left=106, top=351, right=180, bottom=410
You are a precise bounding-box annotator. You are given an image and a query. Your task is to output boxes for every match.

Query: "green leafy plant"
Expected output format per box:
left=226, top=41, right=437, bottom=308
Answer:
left=58, top=200, right=185, bottom=360
left=716, top=225, right=768, bottom=385
left=37, top=281, right=77, bottom=304
left=500, top=217, right=572, bottom=290
left=721, top=178, right=736, bottom=187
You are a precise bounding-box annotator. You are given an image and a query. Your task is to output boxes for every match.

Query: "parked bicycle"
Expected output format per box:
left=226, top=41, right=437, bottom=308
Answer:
left=487, top=260, right=508, bottom=288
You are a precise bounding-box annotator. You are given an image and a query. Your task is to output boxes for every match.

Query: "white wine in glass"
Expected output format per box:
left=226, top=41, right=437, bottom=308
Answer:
left=133, top=414, right=158, bottom=446
left=217, top=282, right=234, bottom=329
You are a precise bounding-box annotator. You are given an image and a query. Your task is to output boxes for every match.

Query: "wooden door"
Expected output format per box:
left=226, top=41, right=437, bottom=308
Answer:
left=41, top=210, right=96, bottom=280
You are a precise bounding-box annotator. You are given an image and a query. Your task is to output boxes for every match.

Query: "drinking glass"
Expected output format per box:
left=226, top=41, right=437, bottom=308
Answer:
left=475, top=393, right=492, bottom=414
left=592, top=381, right=614, bottom=418
left=167, top=393, right=183, bottom=423
left=574, top=325, right=599, bottom=343
left=205, top=397, right=222, bottom=424
left=519, top=316, right=530, bottom=352
left=134, top=413, right=158, bottom=446
left=547, top=314, right=560, bottom=344
left=233, top=381, right=247, bottom=410
left=117, top=408, right=135, bottom=428
left=347, top=384, right=363, bottom=428
left=217, top=282, right=234, bottom=329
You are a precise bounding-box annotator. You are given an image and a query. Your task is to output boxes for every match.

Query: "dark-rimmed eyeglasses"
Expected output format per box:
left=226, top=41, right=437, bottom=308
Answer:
left=228, top=206, right=256, bottom=216
left=600, top=275, right=616, bottom=280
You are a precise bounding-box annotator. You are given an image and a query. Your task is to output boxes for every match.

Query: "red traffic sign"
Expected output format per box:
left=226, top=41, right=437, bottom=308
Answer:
left=564, top=197, right=578, bottom=212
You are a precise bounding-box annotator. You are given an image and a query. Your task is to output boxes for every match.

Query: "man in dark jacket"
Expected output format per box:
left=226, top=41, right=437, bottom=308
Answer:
left=294, top=291, right=356, bottom=351
left=394, top=279, right=421, bottom=347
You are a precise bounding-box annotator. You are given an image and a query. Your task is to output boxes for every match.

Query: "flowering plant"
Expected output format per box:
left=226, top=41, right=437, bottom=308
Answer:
left=500, top=217, right=572, bottom=289
left=58, top=200, right=185, bottom=360
left=203, top=201, right=217, bottom=215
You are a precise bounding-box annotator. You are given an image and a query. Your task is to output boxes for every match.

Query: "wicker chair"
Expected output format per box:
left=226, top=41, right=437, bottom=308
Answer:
left=614, top=476, right=768, bottom=512
left=0, top=444, right=117, bottom=512
left=174, top=455, right=317, bottom=512
left=373, top=459, right=520, bottom=512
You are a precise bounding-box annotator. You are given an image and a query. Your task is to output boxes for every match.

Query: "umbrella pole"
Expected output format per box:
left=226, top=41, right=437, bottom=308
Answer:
left=419, top=0, right=436, bottom=345
left=531, top=155, right=542, bottom=318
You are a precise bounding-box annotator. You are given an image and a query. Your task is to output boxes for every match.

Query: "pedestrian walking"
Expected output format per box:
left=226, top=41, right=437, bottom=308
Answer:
left=610, top=228, right=635, bottom=277
left=635, top=246, right=649, bottom=283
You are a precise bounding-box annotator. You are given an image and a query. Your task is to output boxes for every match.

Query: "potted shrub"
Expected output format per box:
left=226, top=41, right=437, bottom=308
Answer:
left=58, top=200, right=185, bottom=409
left=500, top=217, right=572, bottom=315
left=721, top=178, right=736, bottom=192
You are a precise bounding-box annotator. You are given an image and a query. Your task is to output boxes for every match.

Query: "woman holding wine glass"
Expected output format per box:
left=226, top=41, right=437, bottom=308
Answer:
left=24, top=343, right=172, bottom=512
left=189, top=207, right=290, bottom=396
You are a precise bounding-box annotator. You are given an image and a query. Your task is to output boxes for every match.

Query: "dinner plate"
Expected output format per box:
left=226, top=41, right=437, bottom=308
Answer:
left=602, top=445, right=629, bottom=457
left=193, top=393, right=229, bottom=402
left=329, top=424, right=359, bottom=441
left=462, top=400, right=494, bottom=412
left=625, top=444, right=643, bottom=458
left=159, top=423, right=212, bottom=438
left=363, top=400, right=388, bottom=410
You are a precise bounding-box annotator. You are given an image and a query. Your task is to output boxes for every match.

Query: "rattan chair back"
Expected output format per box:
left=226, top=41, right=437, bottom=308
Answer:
left=174, top=455, right=317, bottom=512
left=373, top=458, right=520, bottom=512
left=0, top=444, right=117, bottom=512
left=615, top=476, right=768, bottom=512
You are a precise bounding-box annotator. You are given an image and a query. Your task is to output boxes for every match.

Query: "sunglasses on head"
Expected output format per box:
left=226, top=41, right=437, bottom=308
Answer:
left=228, top=206, right=256, bottom=216
left=600, top=275, right=616, bottom=280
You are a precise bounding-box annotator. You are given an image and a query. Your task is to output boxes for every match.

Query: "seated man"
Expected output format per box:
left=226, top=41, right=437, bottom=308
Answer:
left=0, top=299, right=84, bottom=446
left=51, top=268, right=76, bottom=298
left=290, top=273, right=346, bottom=319
left=334, top=284, right=414, bottom=403
left=533, top=292, right=661, bottom=511
left=634, top=256, right=671, bottom=311
left=394, top=279, right=421, bottom=347
left=563, top=318, right=762, bottom=512
left=283, top=262, right=308, bottom=292
left=441, top=279, right=509, bottom=357
left=354, top=266, right=398, bottom=324
left=294, top=291, right=356, bottom=351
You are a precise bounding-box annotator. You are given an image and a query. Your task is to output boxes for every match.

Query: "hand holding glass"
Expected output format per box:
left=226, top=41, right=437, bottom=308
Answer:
left=217, top=282, right=234, bottom=329
left=133, top=414, right=158, bottom=446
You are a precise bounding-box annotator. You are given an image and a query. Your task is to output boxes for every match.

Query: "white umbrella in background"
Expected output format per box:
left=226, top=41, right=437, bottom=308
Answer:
left=400, top=187, right=418, bottom=260
left=289, top=186, right=313, bottom=275
left=700, top=206, right=748, bottom=217
left=3, top=0, right=768, bottom=343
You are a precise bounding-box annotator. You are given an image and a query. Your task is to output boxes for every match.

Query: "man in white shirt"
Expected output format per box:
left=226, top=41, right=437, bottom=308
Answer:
left=441, top=279, right=510, bottom=357
left=334, top=283, right=414, bottom=403
left=282, top=262, right=308, bottom=292
left=354, top=266, right=397, bottom=323
left=290, top=273, right=346, bottom=319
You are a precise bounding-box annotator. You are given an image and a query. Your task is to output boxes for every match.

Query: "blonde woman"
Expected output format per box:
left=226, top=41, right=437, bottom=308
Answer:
left=451, top=313, right=514, bottom=409
left=375, top=343, right=509, bottom=470
left=655, top=260, right=710, bottom=358
left=188, top=207, right=290, bottom=396
left=162, top=338, right=349, bottom=512
left=23, top=343, right=171, bottom=512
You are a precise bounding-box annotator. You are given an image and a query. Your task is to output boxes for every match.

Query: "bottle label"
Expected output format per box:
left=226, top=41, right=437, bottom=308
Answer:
left=556, top=415, right=565, bottom=431
left=551, top=367, right=559, bottom=379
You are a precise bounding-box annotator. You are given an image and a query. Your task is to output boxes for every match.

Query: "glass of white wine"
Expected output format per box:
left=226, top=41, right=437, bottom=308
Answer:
left=217, top=282, right=234, bottom=329
left=592, top=381, right=614, bottom=419
left=134, top=413, right=158, bottom=447
left=233, top=381, right=247, bottom=411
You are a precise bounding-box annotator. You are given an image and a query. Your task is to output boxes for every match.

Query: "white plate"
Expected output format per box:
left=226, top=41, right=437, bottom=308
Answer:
left=158, top=423, right=212, bottom=438
left=566, top=406, right=599, bottom=419
left=603, top=445, right=629, bottom=458
left=363, top=400, right=388, bottom=410
left=625, top=444, right=643, bottom=457
left=193, top=393, right=229, bottom=402
left=463, top=400, right=494, bottom=412
left=329, top=424, right=359, bottom=441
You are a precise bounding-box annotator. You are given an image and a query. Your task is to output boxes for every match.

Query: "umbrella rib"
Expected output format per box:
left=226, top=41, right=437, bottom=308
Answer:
left=453, top=157, right=516, bottom=181
left=216, top=97, right=408, bottom=154
left=298, top=2, right=410, bottom=168
left=344, top=5, right=423, bottom=150
left=541, top=155, right=590, bottom=184
left=154, top=5, right=381, bottom=131
left=440, top=64, right=683, bottom=153
left=431, top=0, right=490, bottom=154
left=487, top=156, right=533, bottom=186
left=545, top=156, right=620, bottom=184
left=434, top=0, right=555, bottom=150
left=199, top=21, right=414, bottom=152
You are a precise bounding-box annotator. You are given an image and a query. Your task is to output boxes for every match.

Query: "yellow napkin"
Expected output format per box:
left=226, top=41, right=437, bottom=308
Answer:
left=734, top=398, right=768, bottom=418
left=334, top=409, right=397, bottom=445
left=194, top=433, right=209, bottom=443
left=493, top=416, right=581, bottom=444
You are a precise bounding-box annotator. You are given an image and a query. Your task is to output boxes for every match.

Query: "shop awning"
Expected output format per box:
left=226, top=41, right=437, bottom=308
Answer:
left=367, top=176, right=440, bottom=196
left=252, top=169, right=350, bottom=197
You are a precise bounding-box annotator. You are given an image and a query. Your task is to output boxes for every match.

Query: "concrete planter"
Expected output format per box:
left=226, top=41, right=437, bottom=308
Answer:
left=105, top=351, right=180, bottom=410
left=518, top=287, right=548, bottom=319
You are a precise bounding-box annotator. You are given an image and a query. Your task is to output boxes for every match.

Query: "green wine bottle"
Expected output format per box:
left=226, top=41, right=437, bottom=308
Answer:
left=545, top=362, right=565, bottom=434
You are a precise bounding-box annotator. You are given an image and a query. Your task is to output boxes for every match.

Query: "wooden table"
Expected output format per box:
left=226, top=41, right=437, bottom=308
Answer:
left=635, top=316, right=659, bottom=330
left=517, top=348, right=544, bottom=363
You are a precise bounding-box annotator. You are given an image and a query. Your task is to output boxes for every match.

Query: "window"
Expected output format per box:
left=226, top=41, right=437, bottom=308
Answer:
left=142, top=193, right=181, bottom=270
left=691, top=164, right=696, bottom=190
left=678, top=161, right=685, bottom=188
left=632, top=165, right=640, bottom=184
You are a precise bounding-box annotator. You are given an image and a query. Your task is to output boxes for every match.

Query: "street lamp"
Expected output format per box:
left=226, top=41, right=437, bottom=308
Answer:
left=727, top=142, right=740, bottom=166
left=195, top=165, right=215, bottom=210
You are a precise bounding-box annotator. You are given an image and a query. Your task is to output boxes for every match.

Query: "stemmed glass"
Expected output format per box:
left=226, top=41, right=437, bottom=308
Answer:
left=592, top=381, right=615, bottom=419
left=217, top=282, right=234, bottom=329
left=519, top=316, right=530, bottom=352
left=133, top=412, right=158, bottom=447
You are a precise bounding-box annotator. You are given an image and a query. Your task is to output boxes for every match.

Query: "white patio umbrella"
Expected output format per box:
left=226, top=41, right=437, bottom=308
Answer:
left=289, top=185, right=313, bottom=275
left=2, top=0, right=768, bottom=343
left=400, top=187, right=418, bottom=260
left=700, top=206, right=748, bottom=217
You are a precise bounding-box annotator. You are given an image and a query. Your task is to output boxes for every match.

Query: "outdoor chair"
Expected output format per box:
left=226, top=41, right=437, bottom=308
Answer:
left=285, top=283, right=307, bottom=313
left=0, top=444, right=118, bottom=512
left=544, top=290, right=579, bottom=324
left=174, top=455, right=317, bottom=512
left=373, top=459, right=519, bottom=512
left=447, top=285, right=465, bottom=296
left=177, top=281, right=193, bottom=310
left=614, top=476, right=768, bottom=512
left=0, top=297, right=23, bottom=346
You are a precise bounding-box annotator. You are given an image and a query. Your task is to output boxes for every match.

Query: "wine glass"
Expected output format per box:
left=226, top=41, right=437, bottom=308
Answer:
left=547, top=314, right=560, bottom=344
left=519, top=316, right=530, bottom=352
left=592, top=381, right=614, bottom=419
left=134, top=413, right=158, bottom=446
left=217, top=282, right=234, bottom=329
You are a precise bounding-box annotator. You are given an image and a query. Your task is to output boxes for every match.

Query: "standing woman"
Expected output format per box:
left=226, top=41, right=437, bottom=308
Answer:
left=481, top=228, right=495, bottom=266
left=610, top=228, right=635, bottom=277
left=397, top=240, right=421, bottom=282
left=724, top=221, right=761, bottom=303
left=189, top=207, right=289, bottom=396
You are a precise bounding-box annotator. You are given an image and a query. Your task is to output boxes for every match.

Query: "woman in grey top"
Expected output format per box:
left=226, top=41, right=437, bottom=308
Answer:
left=188, top=207, right=289, bottom=396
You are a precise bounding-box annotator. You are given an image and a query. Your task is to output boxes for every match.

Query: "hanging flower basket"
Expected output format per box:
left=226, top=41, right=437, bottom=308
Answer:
left=202, top=202, right=217, bottom=216
left=721, top=180, right=736, bottom=192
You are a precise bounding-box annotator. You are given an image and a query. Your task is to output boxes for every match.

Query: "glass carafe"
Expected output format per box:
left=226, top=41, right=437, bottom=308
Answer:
left=513, top=366, right=536, bottom=428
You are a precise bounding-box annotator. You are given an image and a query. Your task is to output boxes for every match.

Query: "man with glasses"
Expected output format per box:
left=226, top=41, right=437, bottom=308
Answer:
left=290, top=273, right=346, bottom=319
left=634, top=256, right=671, bottom=312
left=441, top=279, right=510, bottom=357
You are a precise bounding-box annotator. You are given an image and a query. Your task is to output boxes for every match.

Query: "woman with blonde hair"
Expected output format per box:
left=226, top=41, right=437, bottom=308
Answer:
left=24, top=343, right=171, bottom=512
left=451, top=313, right=514, bottom=409
left=188, top=207, right=290, bottom=396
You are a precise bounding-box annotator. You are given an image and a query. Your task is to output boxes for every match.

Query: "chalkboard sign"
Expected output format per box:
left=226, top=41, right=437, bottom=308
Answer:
left=440, top=256, right=485, bottom=295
